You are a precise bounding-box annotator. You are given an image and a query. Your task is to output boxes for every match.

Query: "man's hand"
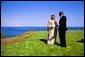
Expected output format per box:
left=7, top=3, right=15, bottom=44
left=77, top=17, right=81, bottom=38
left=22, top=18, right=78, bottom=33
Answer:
left=50, top=27, right=53, bottom=29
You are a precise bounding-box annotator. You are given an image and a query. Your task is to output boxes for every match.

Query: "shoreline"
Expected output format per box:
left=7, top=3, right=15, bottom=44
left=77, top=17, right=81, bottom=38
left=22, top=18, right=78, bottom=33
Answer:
left=1, top=30, right=84, bottom=39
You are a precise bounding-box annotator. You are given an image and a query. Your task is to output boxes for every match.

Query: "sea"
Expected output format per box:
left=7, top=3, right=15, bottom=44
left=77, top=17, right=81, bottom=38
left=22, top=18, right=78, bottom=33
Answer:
left=1, top=27, right=84, bottom=38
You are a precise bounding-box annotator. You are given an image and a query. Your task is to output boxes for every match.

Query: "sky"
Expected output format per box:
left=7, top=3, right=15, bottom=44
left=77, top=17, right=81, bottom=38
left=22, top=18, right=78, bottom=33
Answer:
left=1, top=1, right=84, bottom=27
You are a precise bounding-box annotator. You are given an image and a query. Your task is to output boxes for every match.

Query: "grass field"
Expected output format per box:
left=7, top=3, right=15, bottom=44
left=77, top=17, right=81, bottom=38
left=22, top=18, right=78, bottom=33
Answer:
left=1, top=30, right=84, bottom=56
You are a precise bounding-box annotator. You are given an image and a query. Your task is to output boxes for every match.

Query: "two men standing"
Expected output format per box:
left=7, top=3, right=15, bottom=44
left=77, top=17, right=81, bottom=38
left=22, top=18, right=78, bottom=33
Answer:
left=47, top=11, right=67, bottom=47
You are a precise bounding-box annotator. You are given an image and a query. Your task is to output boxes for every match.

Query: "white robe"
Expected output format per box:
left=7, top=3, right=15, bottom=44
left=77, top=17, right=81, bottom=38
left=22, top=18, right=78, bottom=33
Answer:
left=47, top=19, right=56, bottom=44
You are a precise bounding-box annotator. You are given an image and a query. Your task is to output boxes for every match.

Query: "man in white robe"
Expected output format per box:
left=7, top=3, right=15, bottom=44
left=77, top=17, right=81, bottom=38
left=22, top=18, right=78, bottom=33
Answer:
left=47, top=15, right=57, bottom=45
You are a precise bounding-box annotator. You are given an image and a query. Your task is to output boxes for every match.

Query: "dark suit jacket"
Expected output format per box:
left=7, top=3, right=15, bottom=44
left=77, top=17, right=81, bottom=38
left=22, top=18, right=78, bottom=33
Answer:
left=59, top=15, right=67, bottom=31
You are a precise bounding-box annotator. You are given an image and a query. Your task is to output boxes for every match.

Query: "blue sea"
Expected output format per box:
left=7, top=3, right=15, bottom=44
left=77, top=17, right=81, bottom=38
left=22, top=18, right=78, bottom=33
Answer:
left=1, top=27, right=84, bottom=38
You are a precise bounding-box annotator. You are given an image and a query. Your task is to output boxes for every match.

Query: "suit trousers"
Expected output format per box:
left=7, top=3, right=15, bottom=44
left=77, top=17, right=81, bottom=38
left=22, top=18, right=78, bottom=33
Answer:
left=59, top=30, right=67, bottom=47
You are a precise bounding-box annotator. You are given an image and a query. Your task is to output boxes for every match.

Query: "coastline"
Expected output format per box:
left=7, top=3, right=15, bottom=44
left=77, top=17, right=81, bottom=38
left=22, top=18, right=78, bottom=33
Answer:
left=1, top=30, right=84, bottom=56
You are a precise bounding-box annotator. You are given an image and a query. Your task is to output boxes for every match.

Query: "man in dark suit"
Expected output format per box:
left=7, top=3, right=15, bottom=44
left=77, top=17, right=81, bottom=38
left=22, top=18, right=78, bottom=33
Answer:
left=59, top=11, right=67, bottom=47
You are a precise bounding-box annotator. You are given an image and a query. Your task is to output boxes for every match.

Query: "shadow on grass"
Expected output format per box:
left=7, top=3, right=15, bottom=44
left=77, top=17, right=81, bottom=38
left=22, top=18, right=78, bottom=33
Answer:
left=54, top=42, right=61, bottom=46
left=39, top=39, right=47, bottom=44
left=77, top=39, right=84, bottom=43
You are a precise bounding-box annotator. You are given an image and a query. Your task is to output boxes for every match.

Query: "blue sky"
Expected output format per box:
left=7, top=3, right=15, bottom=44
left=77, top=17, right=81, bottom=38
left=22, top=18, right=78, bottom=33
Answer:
left=1, top=1, right=84, bottom=27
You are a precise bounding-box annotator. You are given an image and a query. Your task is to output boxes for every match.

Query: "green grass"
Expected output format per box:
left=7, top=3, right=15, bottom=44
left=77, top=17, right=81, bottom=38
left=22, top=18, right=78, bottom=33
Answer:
left=1, top=30, right=84, bottom=56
